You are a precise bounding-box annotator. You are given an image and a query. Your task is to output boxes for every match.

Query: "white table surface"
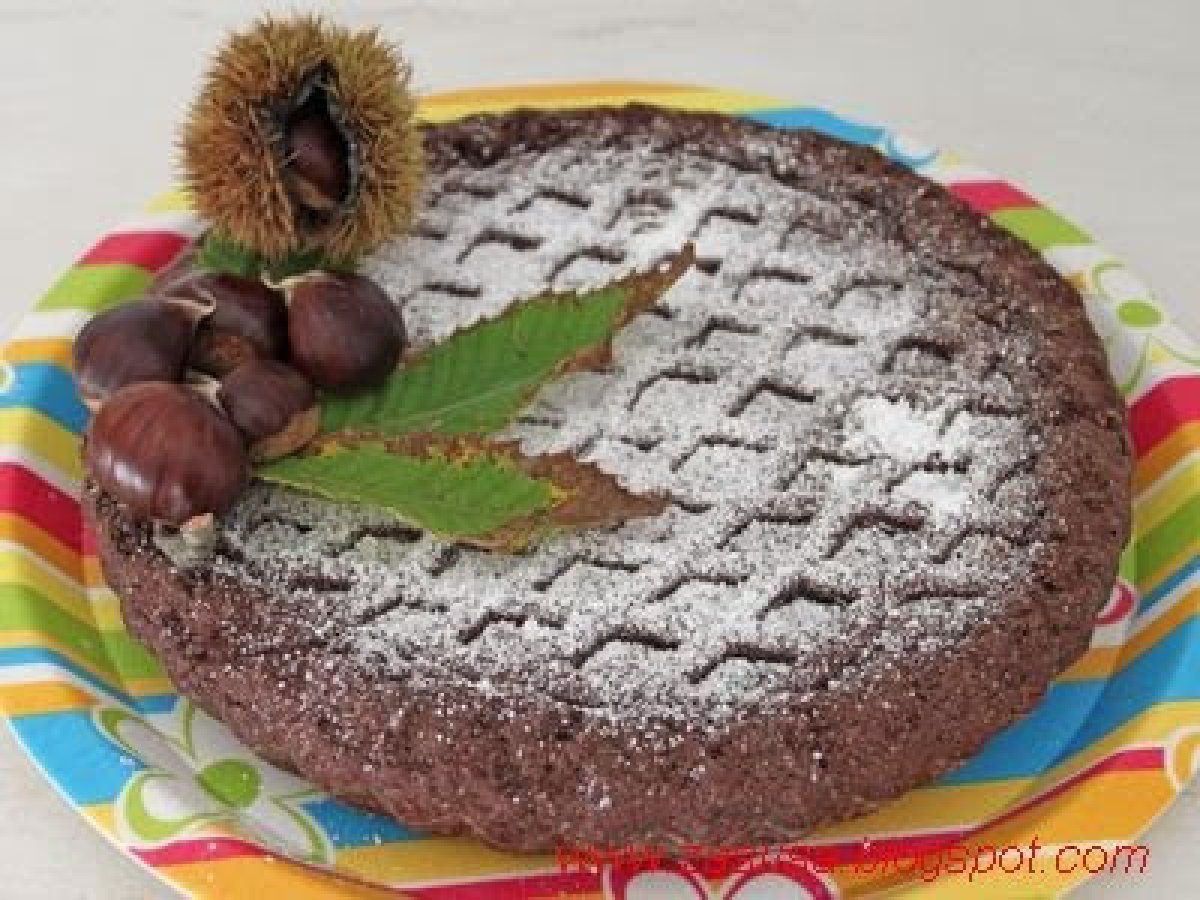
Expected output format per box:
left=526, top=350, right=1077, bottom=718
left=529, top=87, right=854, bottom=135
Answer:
left=1, top=1, right=1197, bottom=896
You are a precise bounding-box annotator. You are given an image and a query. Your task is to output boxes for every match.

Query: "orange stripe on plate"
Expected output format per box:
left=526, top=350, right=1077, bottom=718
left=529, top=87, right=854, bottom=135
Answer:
left=1, top=338, right=74, bottom=367
left=0, top=513, right=82, bottom=581
left=82, top=555, right=105, bottom=587
left=1134, top=423, right=1200, bottom=494
left=965, top=769, right=1171, bottom=849
left=1060, top=646, right=1121, bottom=681
left=1063, top=589, right=1198, bottom=680
left=0, top=680, right=95, bottom=715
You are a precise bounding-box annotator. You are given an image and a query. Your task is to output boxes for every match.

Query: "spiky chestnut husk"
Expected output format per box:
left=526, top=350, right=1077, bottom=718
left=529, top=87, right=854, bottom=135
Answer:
left=180, top=14, right=424, bottom=261
left=73, top=296, right=211, bottom=409
left=85, top=382, right=249, bottom=526
left=216, top=359, right=319, bottom=461
left=284, top=270, right=406, bottom=390
left=167, top=273, right=289, bottom=375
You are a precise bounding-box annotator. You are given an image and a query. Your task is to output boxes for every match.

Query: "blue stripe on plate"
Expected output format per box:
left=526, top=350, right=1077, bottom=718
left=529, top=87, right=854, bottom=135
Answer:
left=941, top=615, right=1200, bottom=783
left=0, top=363, right=88, bottom=434
left=0, top=646, right=176, bottom=715
left=9, top=709, right=144, bottom=805
left=740, top=106, right=937, bottom=169
left=1138, top=555, right=1200, bottom=617
left=938, top=679, right=1107, bottom=784
left=300, top=798, right=424, bottom=848
left=1060, top=616, right=1200, bottom=757
left=741, top=107, right=886, bottom=145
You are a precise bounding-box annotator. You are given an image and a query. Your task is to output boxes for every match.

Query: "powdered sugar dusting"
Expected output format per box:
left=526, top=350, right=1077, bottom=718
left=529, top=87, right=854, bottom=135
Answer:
left=211, top=128, right=1042, bottom=724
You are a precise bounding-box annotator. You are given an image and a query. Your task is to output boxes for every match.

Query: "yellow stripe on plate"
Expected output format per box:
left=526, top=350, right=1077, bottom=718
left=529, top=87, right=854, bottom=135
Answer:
left=337, top=836, right=554, bottom=885
left=165, top=857, right=413, bottom=900
left=144, top=189, right=193, bottom=213
left=82, top=803, right=118, bottom=836
left=419, top=82, right=782, bottom=123
left=1, top=548, right=124, bottom=632
left=813, top=780, right=1031, bottom=840
left=0, top=630, right=172, bottom=697
left=1135, top=454, right=1200, bottom=537
left=88, top=588, right=125, bottom=632
left=423, top=80, right=706, bottom=105
left=0, top=408, right=83, bottom=483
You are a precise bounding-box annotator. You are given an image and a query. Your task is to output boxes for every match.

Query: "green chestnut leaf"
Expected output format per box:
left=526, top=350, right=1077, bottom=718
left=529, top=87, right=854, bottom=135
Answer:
left=195, top=230, right=260, bottom=278
left=256, top=433, right=666, bottom=551
left=318, top=243, right=695, bottom=437
left=195, top=230, right=350, bottom=281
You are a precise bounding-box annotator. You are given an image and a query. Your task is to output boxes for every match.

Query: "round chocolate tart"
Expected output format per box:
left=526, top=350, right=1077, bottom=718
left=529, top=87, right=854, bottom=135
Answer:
left=88, top=105, right=1131, bottom=851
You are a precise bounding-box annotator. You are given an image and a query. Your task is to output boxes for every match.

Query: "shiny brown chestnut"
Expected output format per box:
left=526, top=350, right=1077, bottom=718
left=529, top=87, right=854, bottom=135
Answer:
left=72, top=297, right=210, bottom=409
left=216, top=359, right=319, bottom=461
left=168, top=273, right=289, bottom=375
left=283, top=270, right=405, bottom=390
left=85, top=382, right=249, bottom=526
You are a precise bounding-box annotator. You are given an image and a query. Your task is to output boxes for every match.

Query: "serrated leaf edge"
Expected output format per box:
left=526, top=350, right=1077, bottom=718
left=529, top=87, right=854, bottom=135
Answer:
left=277, top=431, right=668, bottom=551
left=316, top=243, right=696, bottom=438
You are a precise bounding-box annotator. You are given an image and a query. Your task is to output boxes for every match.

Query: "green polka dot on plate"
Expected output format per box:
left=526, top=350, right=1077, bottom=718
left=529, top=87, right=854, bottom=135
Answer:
left=1118, top=300, right=1163, bottom=328
left=198, top=758, right=262, bottom=809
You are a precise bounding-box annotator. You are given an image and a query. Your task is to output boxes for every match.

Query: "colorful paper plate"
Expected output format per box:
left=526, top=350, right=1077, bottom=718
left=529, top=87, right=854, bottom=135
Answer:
left=2, top=83, right=1198, bottom=899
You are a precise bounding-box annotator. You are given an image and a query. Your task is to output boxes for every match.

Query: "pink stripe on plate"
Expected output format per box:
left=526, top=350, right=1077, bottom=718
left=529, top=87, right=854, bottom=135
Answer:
left=949, top=181, right=1038, bottom=213
left=78, top=231, right=190, bottom=273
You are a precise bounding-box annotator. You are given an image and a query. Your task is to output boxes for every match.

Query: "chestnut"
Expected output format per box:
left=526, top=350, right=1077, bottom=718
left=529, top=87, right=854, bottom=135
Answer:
left=285, top=103, right=351, bottom=213
left=168, top=273, right=289, bottom=376
left=283, top=270, right=405, bottom=390
left=73, top=296, right=209, bottom=409
left=85, top=382, right=249, bottom=526
left=217, top=359, right=319, bottom=461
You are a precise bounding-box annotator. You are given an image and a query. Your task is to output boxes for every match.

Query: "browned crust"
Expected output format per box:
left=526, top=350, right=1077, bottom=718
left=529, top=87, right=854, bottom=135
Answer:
left=88, top=105, right=1131, bottom=852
